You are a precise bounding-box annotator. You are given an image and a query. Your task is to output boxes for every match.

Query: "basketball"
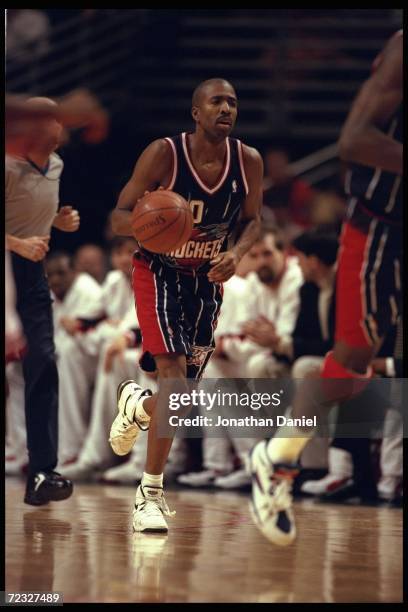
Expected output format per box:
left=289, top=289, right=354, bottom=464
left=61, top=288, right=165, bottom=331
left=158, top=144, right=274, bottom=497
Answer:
left=131, top=190, right=193, bottom=253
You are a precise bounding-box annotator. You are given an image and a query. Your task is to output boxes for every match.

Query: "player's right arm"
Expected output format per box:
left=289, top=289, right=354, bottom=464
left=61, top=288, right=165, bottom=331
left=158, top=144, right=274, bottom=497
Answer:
left=338, top=31, right=402, bottom=175
left=111, top=139, right=173, bottom=236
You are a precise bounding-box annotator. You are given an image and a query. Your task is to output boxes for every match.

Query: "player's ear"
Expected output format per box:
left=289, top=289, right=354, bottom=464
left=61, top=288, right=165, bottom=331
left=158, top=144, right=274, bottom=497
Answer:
left=191, top=106, right=199, bottom=122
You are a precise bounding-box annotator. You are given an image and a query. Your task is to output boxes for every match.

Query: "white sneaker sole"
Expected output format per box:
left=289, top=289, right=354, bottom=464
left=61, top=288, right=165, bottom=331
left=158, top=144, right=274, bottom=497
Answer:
left=248, top=443, right=296, bottom=547
left=109, top=380, right=148, bottom=456
left=132, top=523, right=169, bottom=533
left=249, top=500, right=296, bottom=547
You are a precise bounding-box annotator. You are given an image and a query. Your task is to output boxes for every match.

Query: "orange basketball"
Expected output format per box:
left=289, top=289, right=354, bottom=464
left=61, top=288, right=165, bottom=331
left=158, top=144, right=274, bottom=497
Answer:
left=131, top=190, right=193, bottom=254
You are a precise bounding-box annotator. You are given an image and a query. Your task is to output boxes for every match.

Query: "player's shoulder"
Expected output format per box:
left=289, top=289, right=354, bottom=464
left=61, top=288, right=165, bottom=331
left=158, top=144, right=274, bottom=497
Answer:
left=240, top=143, right=263, bottom=174
left=138, top=138, right=174, bottom=174
left=371, top=29, right=403, bottom=78
left=240, top=142, right=262, bottom=163
left=144, top=137, right=175, bottom=159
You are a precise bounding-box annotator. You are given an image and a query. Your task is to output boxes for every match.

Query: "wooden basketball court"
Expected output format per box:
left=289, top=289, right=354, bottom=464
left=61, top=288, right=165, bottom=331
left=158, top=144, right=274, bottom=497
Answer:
left=5, top=478, right=402, bottom=603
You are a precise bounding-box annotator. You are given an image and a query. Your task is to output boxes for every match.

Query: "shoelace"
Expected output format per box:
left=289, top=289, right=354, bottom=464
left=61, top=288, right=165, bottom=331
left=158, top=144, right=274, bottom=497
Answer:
left=123, top=394, right=138, bottom=426
left=259, top=478, right=293, bottom=516
left=138, top=495, right=176, bottom=518
left=122, top=391, right=151, bottom=430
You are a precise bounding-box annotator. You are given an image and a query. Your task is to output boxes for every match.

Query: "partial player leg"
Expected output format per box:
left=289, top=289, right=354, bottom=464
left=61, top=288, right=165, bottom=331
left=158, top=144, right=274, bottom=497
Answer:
left=110, top=352, right=188, bottom=532
left=250, top=218, right=399, bottom=545
left=133, top=353, right=188, bottom=532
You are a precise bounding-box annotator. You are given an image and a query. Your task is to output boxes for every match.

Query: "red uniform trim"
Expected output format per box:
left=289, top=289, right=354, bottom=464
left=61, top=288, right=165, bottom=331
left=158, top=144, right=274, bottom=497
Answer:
left=132, top=257, right=169, bottom=355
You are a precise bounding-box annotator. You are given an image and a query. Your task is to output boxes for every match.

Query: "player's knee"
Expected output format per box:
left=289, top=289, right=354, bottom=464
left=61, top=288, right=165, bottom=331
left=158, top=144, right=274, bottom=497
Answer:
left=332, top=341, right=377, bottom=374
left=156, top=355, right=186, bottom=380
left=320, top=350, right=372, bottom=404
left=291, top=356, right=322, bottom=380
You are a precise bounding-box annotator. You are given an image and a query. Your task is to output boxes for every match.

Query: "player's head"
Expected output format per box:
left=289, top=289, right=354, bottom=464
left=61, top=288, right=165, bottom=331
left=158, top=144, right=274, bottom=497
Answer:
left=191, top=78, right=237, bottom=139
left=109, top=236, right=137, bottom=280
left=247, top=226, right=286, bottom=284
left=45, top=251, right=76, bottom=300
left=74, top=243, right=107, bottom=285
left=25, top=96, right=63, bottom=151
left=292, top=229, right=339, bottom=282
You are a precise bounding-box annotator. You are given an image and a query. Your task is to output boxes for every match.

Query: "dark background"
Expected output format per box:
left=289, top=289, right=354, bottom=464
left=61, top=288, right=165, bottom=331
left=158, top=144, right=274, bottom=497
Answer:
left=6, top=8, right=402, bottom=251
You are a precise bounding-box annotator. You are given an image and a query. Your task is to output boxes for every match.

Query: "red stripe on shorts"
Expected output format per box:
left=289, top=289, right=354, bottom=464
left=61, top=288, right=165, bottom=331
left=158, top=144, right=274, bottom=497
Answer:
left=132, top=257, right=169, bottom=355
left=335, top=220, right=375, bottom=348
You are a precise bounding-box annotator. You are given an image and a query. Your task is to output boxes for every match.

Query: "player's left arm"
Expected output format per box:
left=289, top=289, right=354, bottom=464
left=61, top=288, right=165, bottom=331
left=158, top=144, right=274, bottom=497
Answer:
left=208, top=146, right=262, bottom=282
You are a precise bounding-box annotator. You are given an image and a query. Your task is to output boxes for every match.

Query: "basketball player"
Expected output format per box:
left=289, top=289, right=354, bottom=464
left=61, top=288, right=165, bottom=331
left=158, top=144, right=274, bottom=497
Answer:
left=6, top=97, right=80, bottom=505
left=250, top=31, right=403, bottom=545
left=108, top=78, right=263, bottom=532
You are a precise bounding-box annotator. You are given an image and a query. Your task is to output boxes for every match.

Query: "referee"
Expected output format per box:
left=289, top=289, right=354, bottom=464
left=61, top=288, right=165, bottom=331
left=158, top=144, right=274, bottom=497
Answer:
left=6, top=97, right=80, bottom=505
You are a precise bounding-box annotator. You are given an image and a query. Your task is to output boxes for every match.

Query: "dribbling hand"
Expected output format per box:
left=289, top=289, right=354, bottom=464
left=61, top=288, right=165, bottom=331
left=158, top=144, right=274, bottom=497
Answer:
left=207, top=250, right=240, bottom=283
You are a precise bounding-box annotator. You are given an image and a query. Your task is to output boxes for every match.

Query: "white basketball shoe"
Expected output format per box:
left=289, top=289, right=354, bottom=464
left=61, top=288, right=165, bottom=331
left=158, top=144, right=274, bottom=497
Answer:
left=133, top=484, right=176, bottom=533
left=109, top=380, right=152, bottom=456
left=249, top=440, right=299, bottom=547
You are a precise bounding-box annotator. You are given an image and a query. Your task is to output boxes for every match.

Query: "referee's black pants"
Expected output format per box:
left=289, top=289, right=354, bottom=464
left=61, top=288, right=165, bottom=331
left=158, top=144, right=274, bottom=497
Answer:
left=11, top=254, right=58, bottom=476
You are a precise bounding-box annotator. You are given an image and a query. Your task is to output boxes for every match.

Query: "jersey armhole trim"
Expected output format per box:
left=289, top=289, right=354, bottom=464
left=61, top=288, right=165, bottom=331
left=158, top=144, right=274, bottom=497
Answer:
left=163, top=138, right=178, bottom=190
left=237, top=140, right=249, bottom=196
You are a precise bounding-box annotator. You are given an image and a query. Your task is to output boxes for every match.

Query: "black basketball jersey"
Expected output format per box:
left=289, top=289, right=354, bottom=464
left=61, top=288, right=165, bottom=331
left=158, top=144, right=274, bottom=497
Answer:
left=138, top=132, right=249, bottom=273
left=345, top=107, right=402, bottom=225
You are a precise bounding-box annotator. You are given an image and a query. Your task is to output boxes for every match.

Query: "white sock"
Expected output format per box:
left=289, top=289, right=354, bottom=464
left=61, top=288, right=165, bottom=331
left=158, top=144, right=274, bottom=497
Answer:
left=142, top=472, right=163, bottom=491
left=136, top=395, right=150, bottom=423
left=266, top=425, right=315, bottom=465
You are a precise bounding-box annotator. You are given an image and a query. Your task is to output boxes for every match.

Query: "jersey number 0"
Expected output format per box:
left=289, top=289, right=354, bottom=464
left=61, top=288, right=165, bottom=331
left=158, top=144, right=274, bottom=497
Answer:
left=190, top=200, right=204, bottom=224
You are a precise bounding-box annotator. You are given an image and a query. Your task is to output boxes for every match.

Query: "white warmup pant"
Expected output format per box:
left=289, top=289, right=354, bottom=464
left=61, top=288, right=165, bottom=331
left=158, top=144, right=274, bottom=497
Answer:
left=56, top=323, right=135, bottom=465
left=73, top=346, right=186, bottom=473
left=5, top=362, right=28, bottom=462
left=246, top=351, right=291, bottom=379
left=291, top=355, right=329, bottom=469
left=56, top=334, right=99, bottom=464
left=378, top=407, right=403, bottom=497
left=200, top=357, right=258, bottom=472
left=76, top=347, right=149, bottom=468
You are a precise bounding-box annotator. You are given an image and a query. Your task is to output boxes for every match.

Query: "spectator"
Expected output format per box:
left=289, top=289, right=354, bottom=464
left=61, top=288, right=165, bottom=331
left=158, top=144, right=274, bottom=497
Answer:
left=262, top=147, right=316, bottom=240
left=55, top=237, right=136, bottom=466
left=46, top=251, right=104, bottom=347
left=309, top=190, right=346, bottom=233
left=222, top=226, right=303, bottom=380
left=74, top=243, right=108, bottom=285
left=6, top=9, right=51, bottom=91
